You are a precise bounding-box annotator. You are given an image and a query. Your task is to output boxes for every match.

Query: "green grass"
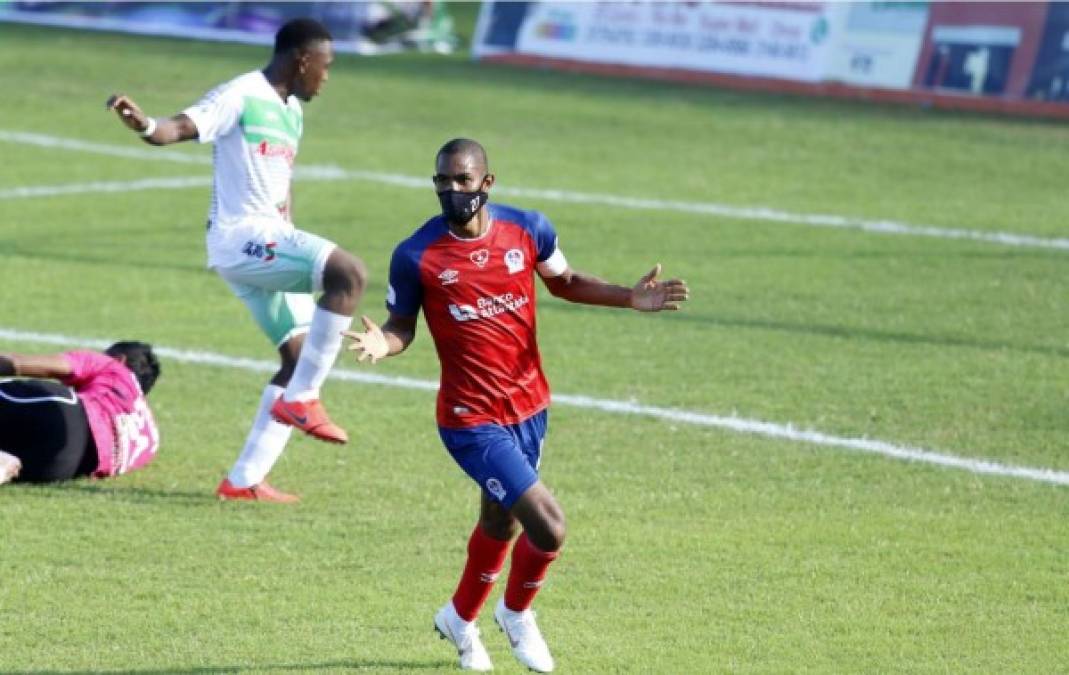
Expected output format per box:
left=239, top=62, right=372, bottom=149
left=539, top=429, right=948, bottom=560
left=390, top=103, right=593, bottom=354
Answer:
left=1, top=22, right=1068, bottom=674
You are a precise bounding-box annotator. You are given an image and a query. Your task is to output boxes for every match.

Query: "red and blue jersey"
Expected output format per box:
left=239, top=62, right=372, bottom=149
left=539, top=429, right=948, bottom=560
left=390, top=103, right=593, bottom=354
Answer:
left=388, top=203, right=562, bottom=429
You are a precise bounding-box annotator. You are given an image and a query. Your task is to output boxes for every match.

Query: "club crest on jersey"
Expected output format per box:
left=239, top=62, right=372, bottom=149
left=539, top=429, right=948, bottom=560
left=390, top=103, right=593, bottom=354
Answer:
left=438, top=269, right=459, bottom=285
left=505, top=248, right=525, bottom=274
left=470, top=249, right=490, bottom=268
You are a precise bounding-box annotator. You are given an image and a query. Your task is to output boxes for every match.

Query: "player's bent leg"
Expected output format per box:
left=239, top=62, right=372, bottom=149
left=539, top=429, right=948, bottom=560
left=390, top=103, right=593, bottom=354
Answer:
left=445, top=496, right=515, bottom=633
left=217, top=230, right=353, bottom=443
left=493, top=482, right=562, bottom=672
left=271, top=326, right=349, bottom=444
left=220, top=323, right=301, bottom=501
left=509, top=481, right=566, bottom=553
left=276, top=248, right=366, bottom=442
left=221, top=384, right=299, bottom=503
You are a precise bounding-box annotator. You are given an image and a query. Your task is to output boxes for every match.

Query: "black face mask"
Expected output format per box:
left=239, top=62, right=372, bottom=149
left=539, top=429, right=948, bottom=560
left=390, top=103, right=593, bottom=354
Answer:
left=438, top=188, right=488, bottom=225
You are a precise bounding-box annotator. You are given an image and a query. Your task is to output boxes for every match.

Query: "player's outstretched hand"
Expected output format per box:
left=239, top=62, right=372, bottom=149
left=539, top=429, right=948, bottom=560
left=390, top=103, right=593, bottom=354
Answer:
left=106, top=93, right=150, bottom=133
left=630, top=263, right=689, bottom=312
left=343, top=316, right=390, bottom=364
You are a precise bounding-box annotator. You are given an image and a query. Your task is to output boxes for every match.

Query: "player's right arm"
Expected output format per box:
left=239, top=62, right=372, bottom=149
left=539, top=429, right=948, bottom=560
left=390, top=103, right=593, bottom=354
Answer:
left=0, top=352, right=73, bottom=379
left=106, top=94, right=199, bottom=146
left=348, top=240, right=423, bottom=363
left=344, top=313, right=417, bottom=364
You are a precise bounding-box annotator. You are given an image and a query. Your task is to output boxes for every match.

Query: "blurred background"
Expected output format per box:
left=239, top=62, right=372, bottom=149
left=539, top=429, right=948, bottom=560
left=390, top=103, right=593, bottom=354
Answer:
left=3, top=1, right=1068, bottom=116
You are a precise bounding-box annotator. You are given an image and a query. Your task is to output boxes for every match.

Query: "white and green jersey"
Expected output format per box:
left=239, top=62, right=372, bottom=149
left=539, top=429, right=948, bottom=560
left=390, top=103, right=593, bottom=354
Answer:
left=183, top=70, right=303, bottom=231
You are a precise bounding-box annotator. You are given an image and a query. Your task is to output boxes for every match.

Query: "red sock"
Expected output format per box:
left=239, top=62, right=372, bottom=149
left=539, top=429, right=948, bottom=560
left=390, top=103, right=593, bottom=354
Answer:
left=451, top=525, right=510, bottom=621
left=504, top=533, right=559, bottom=612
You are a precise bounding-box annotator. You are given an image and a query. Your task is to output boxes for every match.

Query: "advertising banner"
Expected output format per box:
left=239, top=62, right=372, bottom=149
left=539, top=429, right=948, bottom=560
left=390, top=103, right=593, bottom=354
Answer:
left=478, top=1, right=835, bottom=82
left=823, top=2, right=930, bottom=90
left=474, top=1, right=1069, bottom=118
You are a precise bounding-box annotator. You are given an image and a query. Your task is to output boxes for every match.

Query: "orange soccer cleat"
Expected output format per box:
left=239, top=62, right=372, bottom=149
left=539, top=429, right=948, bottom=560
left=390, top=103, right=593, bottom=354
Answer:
left=215, top=477, right=300, bottom=504
left=269, top=397, right=348, bottom=444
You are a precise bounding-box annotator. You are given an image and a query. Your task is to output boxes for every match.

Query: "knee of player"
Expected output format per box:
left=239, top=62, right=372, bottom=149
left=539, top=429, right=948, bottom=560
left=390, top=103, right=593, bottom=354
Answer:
left=480, top=519, right=520, bottom=542
left=342, top=252, right=368, bottom=291
left=325, top=250, right=368, bottom=296
left=532, top=515, right=567, bottom=553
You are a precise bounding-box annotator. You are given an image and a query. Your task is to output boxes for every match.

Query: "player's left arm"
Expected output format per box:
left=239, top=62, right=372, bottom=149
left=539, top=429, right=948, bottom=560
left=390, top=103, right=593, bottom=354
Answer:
left=0, top=352, right=73, bottom=379
left=541, top=263, right=689, bottom=312
left=531, top=211, right=687, bottom=311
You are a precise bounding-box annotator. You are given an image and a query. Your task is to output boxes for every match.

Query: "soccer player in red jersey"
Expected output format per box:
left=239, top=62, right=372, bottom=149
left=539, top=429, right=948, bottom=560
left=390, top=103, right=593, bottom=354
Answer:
left=345, top=138, right=689, bottom=672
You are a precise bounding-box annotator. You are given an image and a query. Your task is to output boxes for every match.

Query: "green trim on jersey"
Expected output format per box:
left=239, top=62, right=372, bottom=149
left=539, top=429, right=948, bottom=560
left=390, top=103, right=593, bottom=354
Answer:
left=273, top=250, right=314, bottom=273
left=239, top=96, right=302, bottom=147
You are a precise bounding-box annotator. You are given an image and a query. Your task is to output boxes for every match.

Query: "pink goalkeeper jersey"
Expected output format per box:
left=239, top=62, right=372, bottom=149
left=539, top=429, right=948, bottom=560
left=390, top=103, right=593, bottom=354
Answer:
left=61, top=351, right=160, bottom=478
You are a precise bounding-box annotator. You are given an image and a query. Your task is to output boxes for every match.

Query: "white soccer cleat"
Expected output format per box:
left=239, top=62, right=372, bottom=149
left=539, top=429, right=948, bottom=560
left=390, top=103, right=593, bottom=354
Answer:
left=434, top=601, right=494, bottom=671
left=0, top=450, right=21, bottom=485
left=493, top=598, right=555, bottom=673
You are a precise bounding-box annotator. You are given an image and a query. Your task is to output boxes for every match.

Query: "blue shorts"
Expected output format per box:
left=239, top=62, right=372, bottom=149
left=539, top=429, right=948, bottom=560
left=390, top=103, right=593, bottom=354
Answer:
left=438, top=410, right=548, bottom=509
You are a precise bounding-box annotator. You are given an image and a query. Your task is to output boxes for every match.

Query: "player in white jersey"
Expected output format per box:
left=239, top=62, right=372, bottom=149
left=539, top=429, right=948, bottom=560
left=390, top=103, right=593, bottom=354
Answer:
left=106, top=18, right=367, bottom=503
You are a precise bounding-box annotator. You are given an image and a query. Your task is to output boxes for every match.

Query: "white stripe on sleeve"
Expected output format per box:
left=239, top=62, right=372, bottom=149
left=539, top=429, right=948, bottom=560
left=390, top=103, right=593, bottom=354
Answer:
left=537, top=247, right=568, bottom=278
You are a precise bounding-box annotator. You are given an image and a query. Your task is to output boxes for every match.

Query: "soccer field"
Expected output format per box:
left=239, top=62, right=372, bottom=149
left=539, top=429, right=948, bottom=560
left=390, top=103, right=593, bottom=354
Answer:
left=1, top=21, right=1068, bottom=673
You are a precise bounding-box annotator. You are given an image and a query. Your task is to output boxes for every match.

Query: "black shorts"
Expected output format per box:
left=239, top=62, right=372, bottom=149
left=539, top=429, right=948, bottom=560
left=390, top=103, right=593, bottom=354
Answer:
left=0, top=379, right=97, bottom=482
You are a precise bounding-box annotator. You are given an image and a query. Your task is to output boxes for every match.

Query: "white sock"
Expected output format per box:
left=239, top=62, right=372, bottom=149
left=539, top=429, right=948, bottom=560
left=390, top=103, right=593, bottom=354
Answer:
left=283, top=307, right=352, bottom=402
left=228, top=384, right=293, bottom=487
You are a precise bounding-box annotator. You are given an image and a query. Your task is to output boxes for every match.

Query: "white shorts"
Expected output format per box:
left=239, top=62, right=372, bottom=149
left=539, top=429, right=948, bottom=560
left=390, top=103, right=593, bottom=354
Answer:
left=207, top=218, right=337, bottom=346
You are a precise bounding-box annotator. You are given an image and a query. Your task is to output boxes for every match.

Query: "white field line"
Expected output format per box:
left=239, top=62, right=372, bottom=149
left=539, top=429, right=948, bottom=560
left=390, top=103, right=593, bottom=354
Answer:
left=3, top=129, right=1068, bottom=252
left=1, top=326, right=1066, bottom=487
left=0, top=130, right=211, bottom=165
left=0, top=176, right=210, bottom=199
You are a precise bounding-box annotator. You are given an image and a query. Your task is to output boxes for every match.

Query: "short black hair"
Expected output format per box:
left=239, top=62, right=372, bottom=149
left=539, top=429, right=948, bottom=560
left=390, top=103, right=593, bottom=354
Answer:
left=105, top=341, right=161, bottom=395
left=437, top=138, right=488, bottom=172
left=274, top=18, right=333, bottom=54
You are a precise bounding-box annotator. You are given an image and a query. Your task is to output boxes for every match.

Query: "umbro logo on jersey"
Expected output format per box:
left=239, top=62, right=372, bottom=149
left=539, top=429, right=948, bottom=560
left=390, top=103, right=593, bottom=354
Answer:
left=438, top=269, right=459, bottom=285
left=470, top=249, right=490, bottom=268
